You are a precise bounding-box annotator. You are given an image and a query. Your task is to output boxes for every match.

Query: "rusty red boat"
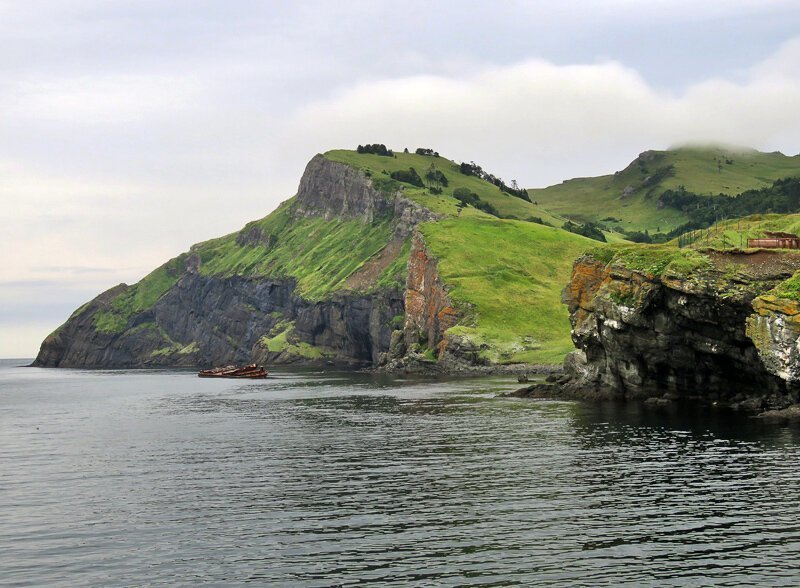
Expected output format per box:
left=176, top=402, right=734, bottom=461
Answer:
left=197, top=363, right=268, bottom=379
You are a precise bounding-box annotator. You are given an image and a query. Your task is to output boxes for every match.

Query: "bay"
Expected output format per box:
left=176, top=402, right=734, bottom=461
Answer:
left=1, top=358, right=800, bottom=586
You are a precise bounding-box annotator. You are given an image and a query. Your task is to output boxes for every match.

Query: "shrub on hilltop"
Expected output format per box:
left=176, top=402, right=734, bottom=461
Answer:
left=357, top=144, right=393, bottom=156
left=390, top=167, right=424, bottom=187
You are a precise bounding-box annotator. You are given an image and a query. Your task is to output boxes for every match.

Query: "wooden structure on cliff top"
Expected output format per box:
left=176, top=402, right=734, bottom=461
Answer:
left=747, top=231, right=800, bottom=249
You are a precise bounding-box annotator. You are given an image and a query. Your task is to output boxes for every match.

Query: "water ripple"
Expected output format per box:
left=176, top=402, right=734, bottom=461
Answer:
left=2, top=363, right=800, bottom=586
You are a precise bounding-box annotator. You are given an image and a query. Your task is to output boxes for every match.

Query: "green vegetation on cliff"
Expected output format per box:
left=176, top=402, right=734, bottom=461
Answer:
left=94, top=254, right=188, bottom=334
left=324, top=149, right=564, bottom=225
left=771, top=271, right=800, bottom=301
left=585, top=243, right=712, bottom=278
left=529, top=146, right=800, bottom=233
left=421, top=217, right=592, bottom=364
left=92, top=197, right=403, bottom=336
left=193, top=201, right=396, bottom=300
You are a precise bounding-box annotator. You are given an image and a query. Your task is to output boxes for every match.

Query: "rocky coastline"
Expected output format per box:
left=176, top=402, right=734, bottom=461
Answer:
left=507, top=247, right=800, bottom=416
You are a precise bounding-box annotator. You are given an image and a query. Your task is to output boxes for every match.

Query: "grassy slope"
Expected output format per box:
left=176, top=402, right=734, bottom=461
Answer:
left=529, top=146, right=800, bottom=233
left=325, top=150, right=605, bottom=364
left=669, top=213, right=800, bottom=250
left=586, top=243, right=712, bottom=278
left=193, top=200, right=398, bottom=299
left=94, top=254, right=188, bottom=333
left=421, top=217, right=592, bottom=364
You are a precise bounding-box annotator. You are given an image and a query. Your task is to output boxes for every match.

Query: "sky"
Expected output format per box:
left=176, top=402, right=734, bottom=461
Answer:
left=2, top=0, right=800, bottom=357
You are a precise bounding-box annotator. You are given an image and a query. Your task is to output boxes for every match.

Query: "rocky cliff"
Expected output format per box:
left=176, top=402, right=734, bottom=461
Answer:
left=34, top=155, right=419, bottom=368
left=559, top=246, right=800, bottom=410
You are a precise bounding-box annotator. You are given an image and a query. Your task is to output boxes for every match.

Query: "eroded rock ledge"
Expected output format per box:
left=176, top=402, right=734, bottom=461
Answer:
left=533, top=247, right=800, bottom=412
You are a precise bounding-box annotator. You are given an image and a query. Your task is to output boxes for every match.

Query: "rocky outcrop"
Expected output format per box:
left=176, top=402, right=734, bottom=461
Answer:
left=380, top=233, right=495, bottom=372
left=295, top=154, right=395, bottom=223
left=747, top=294, right=800, bottom=383
left=561, top=249, right=800, bottom=410
left=402, top=234, right=458, bottom=355
left=295, top=154, right=439, bottom=238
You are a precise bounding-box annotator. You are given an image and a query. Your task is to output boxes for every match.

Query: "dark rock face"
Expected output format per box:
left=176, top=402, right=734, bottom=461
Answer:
left=295, top=154, right=394, bottom=223
left=562, top=252, right=800, bottom=410
left=295, top=154, right=439, bottom=236
left=33, top=283, right=129, bottom=368
left=34, top=272, right=403, bottom=368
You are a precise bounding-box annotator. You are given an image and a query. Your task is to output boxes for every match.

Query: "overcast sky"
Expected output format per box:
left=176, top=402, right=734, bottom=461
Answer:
left=2, top=0, right=800, bottom=358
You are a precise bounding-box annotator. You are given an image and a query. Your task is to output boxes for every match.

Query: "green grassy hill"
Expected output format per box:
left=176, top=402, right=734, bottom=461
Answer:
left=421, top=216, right=591, bottom=364
left=529, top=145, right=800, bottom=233
left=324, top=149, right=595, bottom=363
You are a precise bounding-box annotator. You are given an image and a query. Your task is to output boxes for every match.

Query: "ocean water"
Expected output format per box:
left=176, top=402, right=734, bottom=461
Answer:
left=1, top=358, right=800, bottom=587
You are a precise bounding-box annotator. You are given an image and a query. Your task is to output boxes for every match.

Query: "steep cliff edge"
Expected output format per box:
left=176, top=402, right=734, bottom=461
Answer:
left=560, top=245, right=800, bottom=410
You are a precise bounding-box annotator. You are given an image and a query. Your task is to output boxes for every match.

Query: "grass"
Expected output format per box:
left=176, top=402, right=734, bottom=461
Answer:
left=585, top=243, right=713, bottom=278
left=529, top=145, right=800, bottom=233
left=772, top=271, right=800, bottom=301
left=372, top=238, right=412, bottom=292
left=324, top=149, right=565, bottom=225
left=420, top=216, right=593, bottom=364
left=193, top=201, right=395, bottom=300
left=259, top=322, right=329, bottom=359
left=94, top=254, right=187, bottom=334
left=669, top=213, right=800, bottom=250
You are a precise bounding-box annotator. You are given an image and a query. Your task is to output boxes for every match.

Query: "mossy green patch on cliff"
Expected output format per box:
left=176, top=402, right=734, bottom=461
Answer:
left=586, top=243, right=712, bottom=278
left=324, top=149, right=564, bottom=225
left=94, top=254, right=187, bottom=334
left=259, top=322, right=328, bottom=359
left=193, top=201, right=394, bottom=300
left=771, top=270, right=800, bottom=301
left=420, top=216, right=592, bottom=364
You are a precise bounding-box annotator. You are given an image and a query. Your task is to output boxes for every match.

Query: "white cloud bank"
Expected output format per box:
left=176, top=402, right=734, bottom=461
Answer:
left=289, top=38, right=800, bottom=187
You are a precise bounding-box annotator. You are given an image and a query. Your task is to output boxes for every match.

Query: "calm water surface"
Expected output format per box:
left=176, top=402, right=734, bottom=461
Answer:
left=2, top=358, right=800, bottom=586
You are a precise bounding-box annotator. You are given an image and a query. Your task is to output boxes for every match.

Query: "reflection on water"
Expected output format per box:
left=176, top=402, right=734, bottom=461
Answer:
left=1, top=360, right=800, bottom=586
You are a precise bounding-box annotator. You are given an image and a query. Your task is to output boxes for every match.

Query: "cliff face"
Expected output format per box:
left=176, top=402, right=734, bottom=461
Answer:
left=294, top=154, right=394, bottom=223
left=34, top=149, right=585, bottom=372
left=563, top=248, right=800, bottom=410
left=747, top=293, right=800, bottom=383
left=402, top=234, right=457, bottom=354
left=34, top=155, right=415, bottom=369
left=294, top=154, right=437, bottom=237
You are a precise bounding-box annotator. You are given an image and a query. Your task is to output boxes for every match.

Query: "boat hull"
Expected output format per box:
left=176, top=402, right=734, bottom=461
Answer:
left=197, top=364, right=269, bottom=379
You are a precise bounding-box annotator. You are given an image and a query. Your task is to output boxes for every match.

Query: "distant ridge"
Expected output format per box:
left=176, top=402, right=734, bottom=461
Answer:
left=529, top=145, right=800, bottom=233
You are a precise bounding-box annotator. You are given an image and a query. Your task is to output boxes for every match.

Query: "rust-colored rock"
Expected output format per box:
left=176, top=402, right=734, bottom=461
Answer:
left=402, top=233, right=458, bottom=359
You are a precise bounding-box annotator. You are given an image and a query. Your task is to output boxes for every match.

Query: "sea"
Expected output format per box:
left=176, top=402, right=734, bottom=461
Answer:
left=1, top=358, right=800, bottom=587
